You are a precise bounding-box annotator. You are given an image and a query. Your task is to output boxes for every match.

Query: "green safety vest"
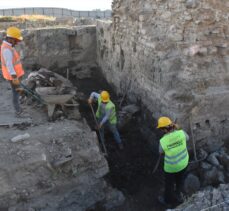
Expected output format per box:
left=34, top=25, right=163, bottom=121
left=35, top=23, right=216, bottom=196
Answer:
left=96, top=96, right=117, bottom=124
left=160, top=130, right=189, bottom=173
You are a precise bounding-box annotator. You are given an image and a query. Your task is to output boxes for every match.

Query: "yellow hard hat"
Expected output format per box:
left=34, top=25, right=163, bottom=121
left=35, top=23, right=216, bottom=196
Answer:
left=6, top=27, right=23, bottom=41
left=101, top=91, right=110, bottom=102
left=157, top=117, right=173, bottom=128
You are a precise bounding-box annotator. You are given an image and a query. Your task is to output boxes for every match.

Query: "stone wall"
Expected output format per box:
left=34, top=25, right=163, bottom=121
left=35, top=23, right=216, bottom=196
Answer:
left=1, top=25, right=97, bottom=71
left=96, top=0, right=229, bottom=149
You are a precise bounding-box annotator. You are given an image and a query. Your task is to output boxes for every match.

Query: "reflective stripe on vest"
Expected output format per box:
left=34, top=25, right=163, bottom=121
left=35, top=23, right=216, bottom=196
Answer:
left=1, top=42, right=24, bottom=80
left=96, top=96, right=117, bottom=124
left=160, top=130, right=189, bottom=173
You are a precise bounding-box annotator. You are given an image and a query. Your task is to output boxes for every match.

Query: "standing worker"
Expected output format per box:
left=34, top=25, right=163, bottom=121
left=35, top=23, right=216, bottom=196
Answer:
left=88, top=90, right=124, bottom=150
left=1, top=27, right=24, bottom=116
left=157, top=117, right=189, bottom=206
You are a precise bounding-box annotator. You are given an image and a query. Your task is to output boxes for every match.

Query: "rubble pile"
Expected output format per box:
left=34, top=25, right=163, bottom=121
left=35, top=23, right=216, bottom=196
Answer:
left=170, top=184, right=229, bottom=211
left=199, top=147, right=229, bottom=186
left=24, top=68, right=75, bottom=95
left=183, top=146, right=229, bottom=195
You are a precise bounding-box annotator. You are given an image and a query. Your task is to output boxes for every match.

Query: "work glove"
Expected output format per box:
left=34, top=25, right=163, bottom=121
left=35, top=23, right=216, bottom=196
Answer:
left=88, top=98, right=93, bottom=105
left=15, top=87, right=24, bottom=95
left=12, top=78, right=20, bottom=86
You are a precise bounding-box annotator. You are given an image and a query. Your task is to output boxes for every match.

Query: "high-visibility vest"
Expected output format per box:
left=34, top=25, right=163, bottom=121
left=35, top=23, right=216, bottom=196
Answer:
left=1, top=42, right=24, bottom=80
left=96, top=96, right=117, bottom=124
left=160, top=130, right=189, bottom=173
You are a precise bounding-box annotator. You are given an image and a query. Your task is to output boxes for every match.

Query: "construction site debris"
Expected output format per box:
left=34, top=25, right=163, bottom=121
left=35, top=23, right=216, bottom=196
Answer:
left=170, top=184, right=229, bottom=211
left=52, top=156, right=73, bottom=168
left=11, top=133, right=30, bottom=143
left=22, top=68, right=78, bottom=120
left=0, top=113, right=32, bottom=127
left=187, top=146, right=229, bottom=191
left=207, top=152, right=220, bottom=166
left=24, top=68, right=75, bottom=94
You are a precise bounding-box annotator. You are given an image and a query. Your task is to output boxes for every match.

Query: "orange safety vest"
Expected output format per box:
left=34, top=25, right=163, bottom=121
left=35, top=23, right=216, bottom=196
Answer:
left=1, top=41, right=24, bottom=80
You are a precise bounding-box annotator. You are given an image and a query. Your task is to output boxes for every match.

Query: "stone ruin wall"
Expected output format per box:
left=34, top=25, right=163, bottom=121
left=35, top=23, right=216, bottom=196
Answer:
left=97, top=0, right=229, bottom=150
left=0, top=25, right=97, bottom=71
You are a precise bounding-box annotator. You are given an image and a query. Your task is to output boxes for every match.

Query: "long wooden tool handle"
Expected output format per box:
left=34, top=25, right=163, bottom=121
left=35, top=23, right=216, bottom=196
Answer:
left=89, top=104, right=108, bottom=156
left=190, top=116, right=197, bottom=162
left=152, top=154, right=161, bottom=174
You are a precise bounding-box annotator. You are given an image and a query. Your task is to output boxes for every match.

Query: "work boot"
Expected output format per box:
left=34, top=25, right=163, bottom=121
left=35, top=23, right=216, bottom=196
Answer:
left=118, top=143, right=124, bottom=150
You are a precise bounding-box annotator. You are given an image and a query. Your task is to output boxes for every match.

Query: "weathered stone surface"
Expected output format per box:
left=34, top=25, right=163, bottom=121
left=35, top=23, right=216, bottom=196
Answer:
left=200, top=161, right=211, bottom=170
left=96, top=0, right=229, bottom=151
left=207, top=153, right=220, bottom=166
left=118, top=104, right=140, bottom=129
left=74, top=68, right=92, bottom=79
left=170, top=184, right=229, bottom=211
left=219, top=154, right=229, bottom=172
left=186, top=0, right=199, bottom=9
left=0, top=26, right=97, bottom=71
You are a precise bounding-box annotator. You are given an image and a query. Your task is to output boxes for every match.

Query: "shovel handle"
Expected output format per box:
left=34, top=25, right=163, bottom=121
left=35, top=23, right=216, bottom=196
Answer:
left=89, top=103, right=108, bottom=156
left=152, top=154, right=161, bottom=174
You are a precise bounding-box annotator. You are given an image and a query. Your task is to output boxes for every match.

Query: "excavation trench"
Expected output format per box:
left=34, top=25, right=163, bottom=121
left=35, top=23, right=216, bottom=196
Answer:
left=68, top=67, right=169, bottom=211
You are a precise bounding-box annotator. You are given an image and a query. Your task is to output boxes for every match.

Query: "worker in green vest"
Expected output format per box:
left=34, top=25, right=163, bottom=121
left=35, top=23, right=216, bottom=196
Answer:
left=157, top=116, right=189, bottom=205
left=88, top=90, right=123, bottom=150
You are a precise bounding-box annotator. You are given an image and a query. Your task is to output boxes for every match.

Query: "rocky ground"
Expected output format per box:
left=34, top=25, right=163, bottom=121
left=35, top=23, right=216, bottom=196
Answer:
left=1, top=66, right=228, bottom=211
left=0, top=74, right=124, bottom=211
left=170, top=184, right=229, bottom=211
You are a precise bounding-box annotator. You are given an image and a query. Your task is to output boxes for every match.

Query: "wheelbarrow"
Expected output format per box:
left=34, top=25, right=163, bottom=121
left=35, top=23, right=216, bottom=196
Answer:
left=35, top=87, right=76, bottom=120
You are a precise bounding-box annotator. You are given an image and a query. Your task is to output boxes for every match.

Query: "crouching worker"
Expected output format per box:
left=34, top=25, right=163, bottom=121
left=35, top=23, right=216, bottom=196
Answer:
left=88, top=91, right=123, bottom=150
left=157, top=117, right=189, bottom=206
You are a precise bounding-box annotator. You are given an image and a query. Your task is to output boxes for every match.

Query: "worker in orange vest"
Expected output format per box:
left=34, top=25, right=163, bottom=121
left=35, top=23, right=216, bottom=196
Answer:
left=1, top=27, right=25, bottom=116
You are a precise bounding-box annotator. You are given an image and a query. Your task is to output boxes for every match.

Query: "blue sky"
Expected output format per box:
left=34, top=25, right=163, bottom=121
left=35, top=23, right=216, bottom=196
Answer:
left=0, top=0, right=112, bottom=10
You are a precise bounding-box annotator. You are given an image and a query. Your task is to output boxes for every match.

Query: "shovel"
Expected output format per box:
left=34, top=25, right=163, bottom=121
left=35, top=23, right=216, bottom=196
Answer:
left=18, top=83, right=45, bottom=105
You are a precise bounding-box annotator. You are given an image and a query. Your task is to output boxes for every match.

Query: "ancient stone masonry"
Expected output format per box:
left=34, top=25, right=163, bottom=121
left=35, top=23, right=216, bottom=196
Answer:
left=96, top=0, right=229, bottom=150
left=0, top=25, right=97, bottom=71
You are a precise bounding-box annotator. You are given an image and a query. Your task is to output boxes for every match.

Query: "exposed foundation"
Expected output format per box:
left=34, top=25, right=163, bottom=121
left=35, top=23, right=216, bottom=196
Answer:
left=0, top=1, right=229, bottom=209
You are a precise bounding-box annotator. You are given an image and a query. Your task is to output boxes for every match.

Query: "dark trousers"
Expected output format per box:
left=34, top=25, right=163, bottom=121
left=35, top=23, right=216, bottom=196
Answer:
left=98, top=118, right=122, bottom=145
left=164, top=167, right=187, bottom=203
left=10, top=82, right=20, bottom=112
